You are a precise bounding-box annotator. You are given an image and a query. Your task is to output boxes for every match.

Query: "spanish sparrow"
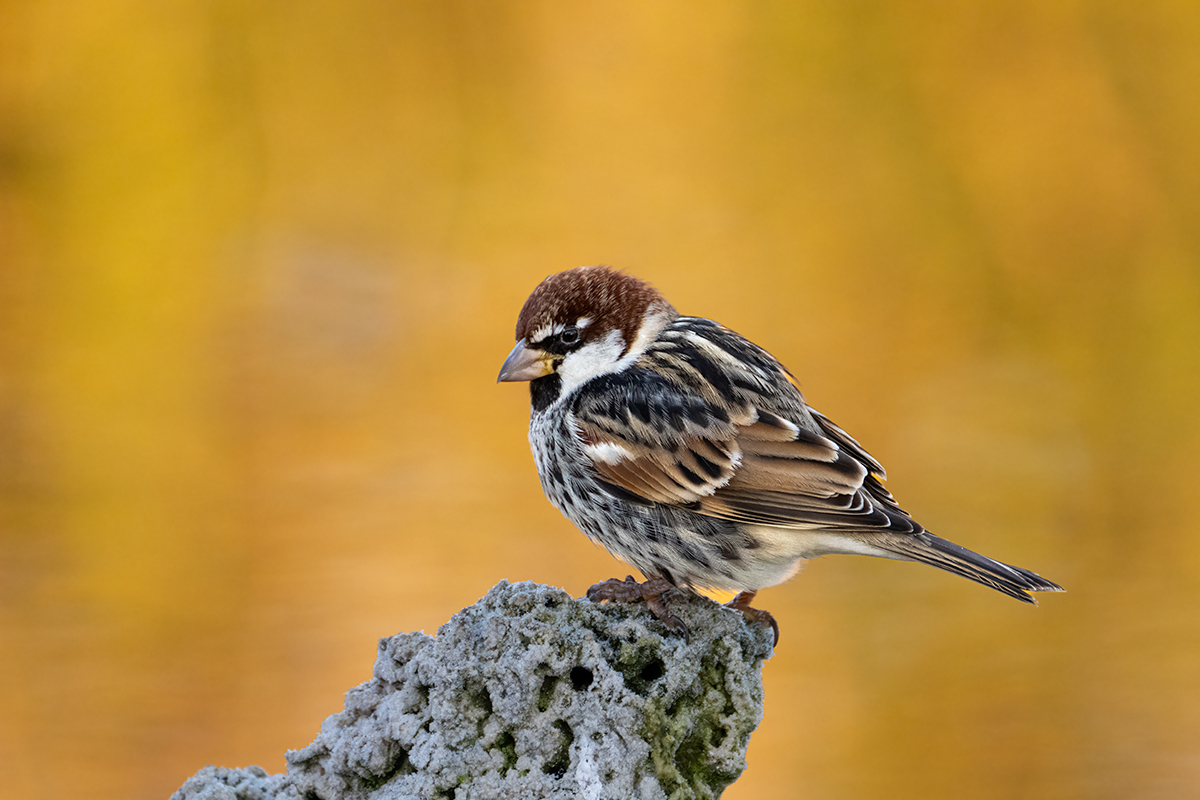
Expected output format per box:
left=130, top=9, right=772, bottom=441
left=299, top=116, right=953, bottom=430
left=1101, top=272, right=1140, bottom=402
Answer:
left=498, top=266, right=1062, bottom=642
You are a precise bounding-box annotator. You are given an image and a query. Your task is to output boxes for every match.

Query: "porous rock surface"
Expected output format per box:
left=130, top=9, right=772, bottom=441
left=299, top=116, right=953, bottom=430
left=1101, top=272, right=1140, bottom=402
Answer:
left=172, top=580, right=773, bottom=800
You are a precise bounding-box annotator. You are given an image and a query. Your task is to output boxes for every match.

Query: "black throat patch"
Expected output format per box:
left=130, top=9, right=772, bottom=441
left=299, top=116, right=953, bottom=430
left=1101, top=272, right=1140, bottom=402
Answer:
left=530, top=373, right=563, bottom=413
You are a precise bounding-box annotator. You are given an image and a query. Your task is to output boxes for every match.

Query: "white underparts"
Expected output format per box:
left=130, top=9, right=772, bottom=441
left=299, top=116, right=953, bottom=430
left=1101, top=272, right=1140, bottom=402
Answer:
left=733, top=526, right=903, bottom=589
left=748, top=526, right=900, bottom=560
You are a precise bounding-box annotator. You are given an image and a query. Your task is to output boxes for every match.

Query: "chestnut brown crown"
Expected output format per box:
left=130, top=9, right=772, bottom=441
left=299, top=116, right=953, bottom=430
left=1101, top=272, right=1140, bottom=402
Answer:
left=514, top=266, right=677, bottom=353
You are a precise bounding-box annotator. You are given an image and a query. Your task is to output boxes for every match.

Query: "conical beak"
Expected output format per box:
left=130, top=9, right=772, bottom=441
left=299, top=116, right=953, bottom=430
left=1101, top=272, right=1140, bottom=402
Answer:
left=497, top=339, right=554, bottom=383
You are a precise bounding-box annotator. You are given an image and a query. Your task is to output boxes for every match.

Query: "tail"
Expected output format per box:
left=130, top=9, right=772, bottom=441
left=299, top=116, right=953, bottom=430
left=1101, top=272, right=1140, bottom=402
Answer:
left=876, top=532, right=1064, bottom=604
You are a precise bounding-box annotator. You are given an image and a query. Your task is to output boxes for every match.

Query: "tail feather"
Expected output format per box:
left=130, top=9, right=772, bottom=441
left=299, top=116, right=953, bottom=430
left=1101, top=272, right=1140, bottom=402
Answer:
left=875, top=532, right=1064, bottom=603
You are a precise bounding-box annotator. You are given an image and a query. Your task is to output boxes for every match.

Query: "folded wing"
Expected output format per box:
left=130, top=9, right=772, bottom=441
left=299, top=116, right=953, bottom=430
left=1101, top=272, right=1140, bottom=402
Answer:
left=570, top=367, right=919, bottom=534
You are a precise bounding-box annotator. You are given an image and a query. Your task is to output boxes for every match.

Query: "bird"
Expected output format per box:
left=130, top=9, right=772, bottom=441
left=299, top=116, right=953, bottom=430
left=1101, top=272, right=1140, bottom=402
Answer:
left=497, top=266, right=1063, bottom=643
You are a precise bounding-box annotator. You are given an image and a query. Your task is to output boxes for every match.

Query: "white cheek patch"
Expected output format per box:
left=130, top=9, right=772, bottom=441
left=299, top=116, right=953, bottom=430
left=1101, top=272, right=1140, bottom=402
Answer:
left=582, top=441, right=633, bottom=465
left=556, top=329, right=627, bottom=394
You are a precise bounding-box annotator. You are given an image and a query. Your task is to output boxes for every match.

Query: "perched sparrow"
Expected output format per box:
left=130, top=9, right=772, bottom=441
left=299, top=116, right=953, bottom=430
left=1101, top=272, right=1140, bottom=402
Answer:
left=498, top=266, right=1062, bottom=642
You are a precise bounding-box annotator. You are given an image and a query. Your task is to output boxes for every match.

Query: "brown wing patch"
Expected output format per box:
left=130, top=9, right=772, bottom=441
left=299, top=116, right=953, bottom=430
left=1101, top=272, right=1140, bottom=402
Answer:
left=576, top=399, right=899, bottom=531
left=739, top=410, right=800, bottom=441
left=594, top=454, right=691, bottom=504
left=696, top=407, right=909, bottom=529
left=740, top=427, right=840, bottom=462
left=576, top=420, right=739, bottom=505
left=718, top=418, right=867, bottom=498
left=810, top=409, right=887, bottom=479
left=699, top=484, right=888, bottom=527
left=730, top=452, right=866, bottom=496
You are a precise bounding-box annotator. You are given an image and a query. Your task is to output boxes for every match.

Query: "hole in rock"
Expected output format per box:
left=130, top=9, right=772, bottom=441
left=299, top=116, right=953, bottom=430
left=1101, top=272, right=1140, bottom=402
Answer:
left=570, top=666, right=593, bottom=690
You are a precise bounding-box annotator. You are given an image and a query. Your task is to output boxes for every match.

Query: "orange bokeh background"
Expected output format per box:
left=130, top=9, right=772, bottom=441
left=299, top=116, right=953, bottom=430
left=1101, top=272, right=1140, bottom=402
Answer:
left=2, top=3, right=1199, bottom=799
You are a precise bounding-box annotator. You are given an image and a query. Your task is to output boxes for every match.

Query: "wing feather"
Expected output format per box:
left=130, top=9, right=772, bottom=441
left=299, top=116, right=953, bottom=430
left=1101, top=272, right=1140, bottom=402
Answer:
left=570, top=335, right=910, bottom=533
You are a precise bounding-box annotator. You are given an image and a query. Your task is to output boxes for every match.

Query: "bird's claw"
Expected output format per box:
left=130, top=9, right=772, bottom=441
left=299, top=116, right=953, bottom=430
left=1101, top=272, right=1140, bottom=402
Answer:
left=586, top=576, right=690, bottom=641
left=727, top=590, right=780, bottom=647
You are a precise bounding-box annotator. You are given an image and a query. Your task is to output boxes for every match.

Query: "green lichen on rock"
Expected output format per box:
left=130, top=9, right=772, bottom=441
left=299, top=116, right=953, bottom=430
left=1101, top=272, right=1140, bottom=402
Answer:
left=642, top=639, right=762, bottom=799
left=172, top=580, right=774, bottom=800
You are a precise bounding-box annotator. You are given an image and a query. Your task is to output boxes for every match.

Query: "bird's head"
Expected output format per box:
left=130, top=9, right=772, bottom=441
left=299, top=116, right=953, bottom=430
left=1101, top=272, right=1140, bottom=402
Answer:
left=497, top=266, right=678, bottom=409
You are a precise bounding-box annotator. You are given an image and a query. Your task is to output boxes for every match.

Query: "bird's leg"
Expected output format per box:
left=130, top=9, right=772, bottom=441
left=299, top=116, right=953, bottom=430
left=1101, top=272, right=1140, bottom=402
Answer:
left=586, top=575, right=689, bottom=640
left=727, top=590, right=780, bottom=646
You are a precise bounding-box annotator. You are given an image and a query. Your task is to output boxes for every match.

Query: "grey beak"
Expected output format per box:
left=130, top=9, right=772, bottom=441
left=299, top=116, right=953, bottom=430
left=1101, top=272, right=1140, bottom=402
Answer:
left=497, top=339, right=554, bottom=383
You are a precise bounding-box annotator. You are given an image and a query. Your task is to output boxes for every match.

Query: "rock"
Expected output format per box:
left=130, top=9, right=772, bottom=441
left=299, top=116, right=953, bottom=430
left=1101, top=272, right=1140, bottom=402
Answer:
left=170, top=765, right=283, bottom=800
left=171, top=580, right=774, bottom=800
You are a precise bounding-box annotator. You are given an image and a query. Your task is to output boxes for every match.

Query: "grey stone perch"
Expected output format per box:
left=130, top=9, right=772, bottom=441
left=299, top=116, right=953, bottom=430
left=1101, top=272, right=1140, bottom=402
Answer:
left=172, top=580, right=774, bottom=800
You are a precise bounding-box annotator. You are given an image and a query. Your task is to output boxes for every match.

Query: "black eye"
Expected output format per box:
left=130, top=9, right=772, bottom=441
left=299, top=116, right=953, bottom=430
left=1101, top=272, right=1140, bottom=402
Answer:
left=559, top=326, right=580, bottom=346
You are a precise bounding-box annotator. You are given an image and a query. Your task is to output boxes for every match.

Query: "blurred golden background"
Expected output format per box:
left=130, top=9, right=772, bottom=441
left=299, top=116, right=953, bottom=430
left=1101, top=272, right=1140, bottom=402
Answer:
left=2, top=2, right=1199, bottom=799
